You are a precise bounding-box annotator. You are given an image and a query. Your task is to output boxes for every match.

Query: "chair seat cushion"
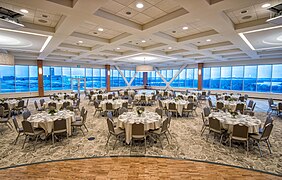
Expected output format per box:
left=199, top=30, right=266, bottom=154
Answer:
left=151, top=128, right=161, bottom=135
left=71, top=121, right=83, bottom=126
left=250, top=134, right=261, bottom=140
left=114, top=127, right=124, bottom=135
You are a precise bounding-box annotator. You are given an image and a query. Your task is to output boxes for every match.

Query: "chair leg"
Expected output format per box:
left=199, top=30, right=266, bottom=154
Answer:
left=84, top=124, right=89, bottom=132
left=105, top=134, right=111, bottom=146
left=14, top=132, right=20, bottom=145
left=113, top=136, right=118, bottom=150
left=164, top=132, right=170, bottom=144
left=144, top=138, right=146, bottom=154
left=157, top=136, right=163, bottom=149
left=219, top=134, right=223, bottom=144
left=93, top=110, right=97, bottom=116
left=52, top=133, right=54, bottom=145
left=34, top=135, right=39, bottom=151
left=266, top=140, right=272, bottom=154
left=80, top=127, right=85, bottom=136
left=130, top=140, right=133, bottom=155
left=22, top=135, right=27, bottom=149
left=257, top=141, right=263, bottom=157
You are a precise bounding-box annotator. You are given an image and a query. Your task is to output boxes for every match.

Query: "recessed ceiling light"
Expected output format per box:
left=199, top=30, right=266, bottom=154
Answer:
left=98, top=28, right=104, bottom=32
left=206, top=39, right=211, bottom=42
left=168, top=47, right=172, bottom=49
left=78, top=40, right=83, bottom=43
left=277, top=35, right=282, bottom=41
left=136, top=3, right=144, bottom=9
left=20, top=9, right=29, bottom=14
left=182, top=26, right=188, bottom=30
left=141, top=40, right=146, bottom=43
left=261, top=3, right=271, bottom=8
left=117, top=47, right=120, bottom=50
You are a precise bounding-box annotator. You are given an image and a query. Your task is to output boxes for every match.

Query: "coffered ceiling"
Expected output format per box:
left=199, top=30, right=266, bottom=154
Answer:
left=0, top=0, right=282, bottom=69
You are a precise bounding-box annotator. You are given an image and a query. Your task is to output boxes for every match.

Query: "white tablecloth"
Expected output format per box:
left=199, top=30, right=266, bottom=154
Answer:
left=178, top=94, right=197, bottom=102
left=209, top=111, right=261, bottom=134
left=27, top=110, right=75, bottom=135
left=134, top=94, right=152, bottom=102
left=118, top=111, right=161, bottom=144
left=222, top=94, right=240, bottom=100
left=100, top=99, right=127, bottom=111
left=158, top=90, right=173, bottom=96
left=43, top=100, right=73, bottom=110
left=161, top=99, right=191, bottom=115
left=217, top=100, right=245, bottom=112
left=120, top=90, right=135, bottom=96
left=4, top=99, right=19, bottom=109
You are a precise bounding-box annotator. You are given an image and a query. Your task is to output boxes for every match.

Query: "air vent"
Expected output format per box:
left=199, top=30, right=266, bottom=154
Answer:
left=267, top=3, right=282, bottom=25
left=0, top=7, right=24, bottom=28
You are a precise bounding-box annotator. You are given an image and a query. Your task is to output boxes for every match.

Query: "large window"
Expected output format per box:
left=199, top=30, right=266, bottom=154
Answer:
left=93, top=69, right=101, bottom=88
left=29, top=66, right=38, bottom=92
left=220, top=67, right=231, bottom=90
left=51, top=67, right=62, bottom=90
left=272, top=64, right=282, bottom=93
left=257, top=65, right=271, bottom=92
left=232, top=66, right=243, bottom=90
left=186, top=69, right=194, bottom=88
left=62, top=67, right=71, bottom=90
left=0, top=65, right=15, bottom=93
left=203, top=68, right=211, bottom=89
left=86, top=68, right=93, bottom=89
left=15, top=65, right=29, bottom=92
left=244, top=65, right=257, bottom=91
left=193, top=68, right=198, bottom=88
left=210, top=67, right=220, bottom=89
left=43, top=66, right=51, bottom=91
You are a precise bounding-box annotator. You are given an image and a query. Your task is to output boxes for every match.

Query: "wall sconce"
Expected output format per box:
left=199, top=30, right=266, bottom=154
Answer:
left=107, top=70, right=110, bottom=76
left=198, top=69, right=202, bottom=76
left=38, top=67, right=43, bottom=75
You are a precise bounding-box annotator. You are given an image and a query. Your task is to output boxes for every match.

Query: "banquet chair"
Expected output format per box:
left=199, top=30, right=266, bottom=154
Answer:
left=155, top=108, right=163, bottom=119
left=278, top=102, right=282, bottom=116
left=52, top=118, right=68, bottom=144
left=207, top=117, right=225, bottom=144
left=0, top=107, right=13, bottom=130
left=23, top=99, right=29, bottom=110
left=259, top=115, right=273, bottom=134
left=163, top=91, right=168, bottom=97
left=216, top=101, right=224, bottom=111
left=130, top=123, right=147, bottom=154
left=183, top=103, right=193, bottom=117
left=149, top=117, right=170, bottom=149
left=201, top=107, right=211, bottom=136
left=235, top=103, right=245, bottom=114
left=244, top=94, right=249, bottom=101
left=0, top=104, right=9, bottom=118
left=108, top=94, right=113, bottom=100
left=105, top=118, right=124, bottom=150
left=21, top=121, right=44, bottom=150
left=267, top=98, right=278, bottom=115
left=229, top=124, right=249, bottom=153
left=88, top=94, right=94, bottom=105
left=72, top=99, right=80, bottom=111
left=238, top=96, right=245, bottom=102
left=122, top=102, right=128, bottom=109
left=127, top=97, right=134, bottom=111
left=71, top=110, right=88, bottom=136
left=97, top=95, right=103, bottom=102
left=34, top=101, right=44, bottom=112
left=168, top=103, right=178, bottom=118
left=250, top=123, right=273, bottom=157
left=14, top=100, right=25, bottom=114
left=75, top=106, right=85, bottom=121
left=208, top=98, right=216, bottom=111
left=2, top=103, right=10, bottom=114
left=118, top=107, right=128, bottom=116
left=139, top=95, right=147, bottom=106
left=105, top=102, right=115, bottom=115
left=39, top=99, right=45, bottom=107
left=22, top=110, right=31, bottom=121
left=246, top=100, right=254, bottom=110
left=244, top=103, right=256, bottom=116
left=62, top=101, right=71, bottom=110
left=93, top=100, right=102, bottom=117
left=66, top=106, right=74, bottom=111
left=12, top=116, right=24, bottom=145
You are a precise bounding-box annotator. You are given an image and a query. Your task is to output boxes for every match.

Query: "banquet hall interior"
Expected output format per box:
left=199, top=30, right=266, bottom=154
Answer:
left=0, top=0, right=281, bottom=179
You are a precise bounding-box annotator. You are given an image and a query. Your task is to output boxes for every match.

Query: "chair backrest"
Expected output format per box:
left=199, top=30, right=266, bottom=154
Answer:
left=53, top=119, right=67, bottom=131
left=22, top=110, right=31, bottom=120
left=244, top=94, right=248, bottom=100
left=34, top=101, right=39, bottom=109
left=264, top=115, right=273, bottom=128
left=119, top=107, right=128, bottom=115
left=268, top=98, right=274, bottom=107
left=39, top=99, right=45, bottom=107
left=208, top=98, right=213, bottom=108
left=48, top=102, right=57, bottom=109
left=208, top=117, right=221, bottom=132
left=22, top=120, right=35, bottom=135
left=238, top=96, right=245, bottom=102
left=141, top=95, right=146, bottom=100
left=108, top=94, right=113, bottom=99
left=232, top=124, right=248, bottom=139
left=216, top=101, right=224, bottom=110
left=247, top=100, right=254, bottom=108
left=94, top=100, right=100, bottom=108
left=261, top=123, right=273, bottom=140
left=66, top=106, right=74, bottom=111
left=224, top=95, right=230, bottom=100
left=128, top=96, right=133, bottom=104
left=3, top=102, right=9, bottom=110
left=202, top=91, right=207, bottom=96
left=278, top=102, right=282, bottom=110
left=80, top=106, right=85, bottom=116
left=63, top=101, right=71, bottom=109
left=168, top=102, right=176, bottom=110
left=107, top=111, right=113, bottom=120
left=158, top=100, right=163, bottom=108
left=82, top=110, right=88, bottom=124
left=122, top=102, right=128, bottom=108
left=203, top=106, right=211, bottom=117
left=0, top=106, right=4, bottom=117
left=187, top=103, right=194, bottom=110
left=106, top=102, right=113, bottom=110
left=251, top=103, right=256, bottom=111
left=164, top=91, right=168, bottom=96
left=155, top=108, right=163, bottom=118
left=161, top=118, right=169, bottom=133
left=18, top=100, right=25, bottom=107
left=132, top=123, right=145, bottom=137
left=97, top=95, right=103, bottom=100
left=106, top=118, right=115, bottom=134
left=12, top=116, right=20, bottom=132
left=235, top=103, right=244, bottom=113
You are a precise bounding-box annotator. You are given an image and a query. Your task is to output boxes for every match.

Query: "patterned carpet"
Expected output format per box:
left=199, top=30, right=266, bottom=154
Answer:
left=0, top=95, right=281, bottom=175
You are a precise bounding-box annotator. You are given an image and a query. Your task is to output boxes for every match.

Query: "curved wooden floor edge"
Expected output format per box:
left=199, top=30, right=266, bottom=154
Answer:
left=0, top=156, right=281, bottom=179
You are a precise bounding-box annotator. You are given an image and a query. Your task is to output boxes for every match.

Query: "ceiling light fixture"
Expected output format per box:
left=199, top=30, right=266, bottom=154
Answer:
left=20, top=9, right=29, bottom=13
left=136, top=3, right=144, bottom=9
left=136, top=57, right=153, bottom=72
left=141, top=40, right=146, bottom=43
left=261, top=3, right=271, bottom=8
left=206, top=39, right=211, bottom=42
left=98, top=28, right=104, bottom=32
left=182, top=26, right=188, bottom=30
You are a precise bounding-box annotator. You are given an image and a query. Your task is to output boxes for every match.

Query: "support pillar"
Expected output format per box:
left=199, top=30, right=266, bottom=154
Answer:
left=143, top=72, right=148, bottom=89
left=198, top=63, right=203, bottom=90
left=37, top=60, right=44, bottom=97
left=105, top=65, right=111, bottom=92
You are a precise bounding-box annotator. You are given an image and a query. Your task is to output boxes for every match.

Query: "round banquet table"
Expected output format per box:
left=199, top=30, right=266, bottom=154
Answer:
left=118, top=111, right=161, bottom=144
left=43, top=100, right=73, bottom=110
left=158, top=90, right=173, bottom=96
left=27, top=110, right=75, bottom=136
left=4, top=99, right=19, bottom=109
left=209, top=111, right=261, bottom=134
left=161, top=99, right=190, bottom=116
left=134, top=94, right=152, bottom=103
left=221, top=94, right=240, bottom=100
left=119, top=90, right=135, bottom=96
left=91, top=93, right=117, bottom=100
left=100, top=99, right=127, bottom=111
left=217, top=100, right=245, bottom=112
left=178, top=94, right=197, bottom=102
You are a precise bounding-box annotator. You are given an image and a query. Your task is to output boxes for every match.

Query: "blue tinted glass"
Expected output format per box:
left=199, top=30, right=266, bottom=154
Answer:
left=244, top=65, right=257, bottom=91
left=51, top=67, right=62, bottom=90
left=101, top=69, right=106, bottom=88
left=0, top=65, right=15, bottom=93
left=15, top=65, right=29, bottom=92
left=220, top=67, right=231, bottom=90
left=210, top=67, right=220, bottom=89
left=193, top=68, right=198, bottom=88
left=171, top=70, right=179, bottom=87
left=43, top=66, right=51, bottom=91
left=203, top=68, right=211, bottom=89
left=86, top=68, right=93, bottom=88
left=29, top=66, right=38, bottom=92
left=186, top=69, right=194, bottom=88
left=272, top=64, right=282, bottom=93
left=71, top=68, right=85, bottom=78
left=231, top=66, right=243, bottom=90
left=62, top=67, right=71, bottom=90
left=93, top=69, right=101, bottom=88
left=257, top=65, right=271, bottom=92
left=178, top=70, right=186, bottom=88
